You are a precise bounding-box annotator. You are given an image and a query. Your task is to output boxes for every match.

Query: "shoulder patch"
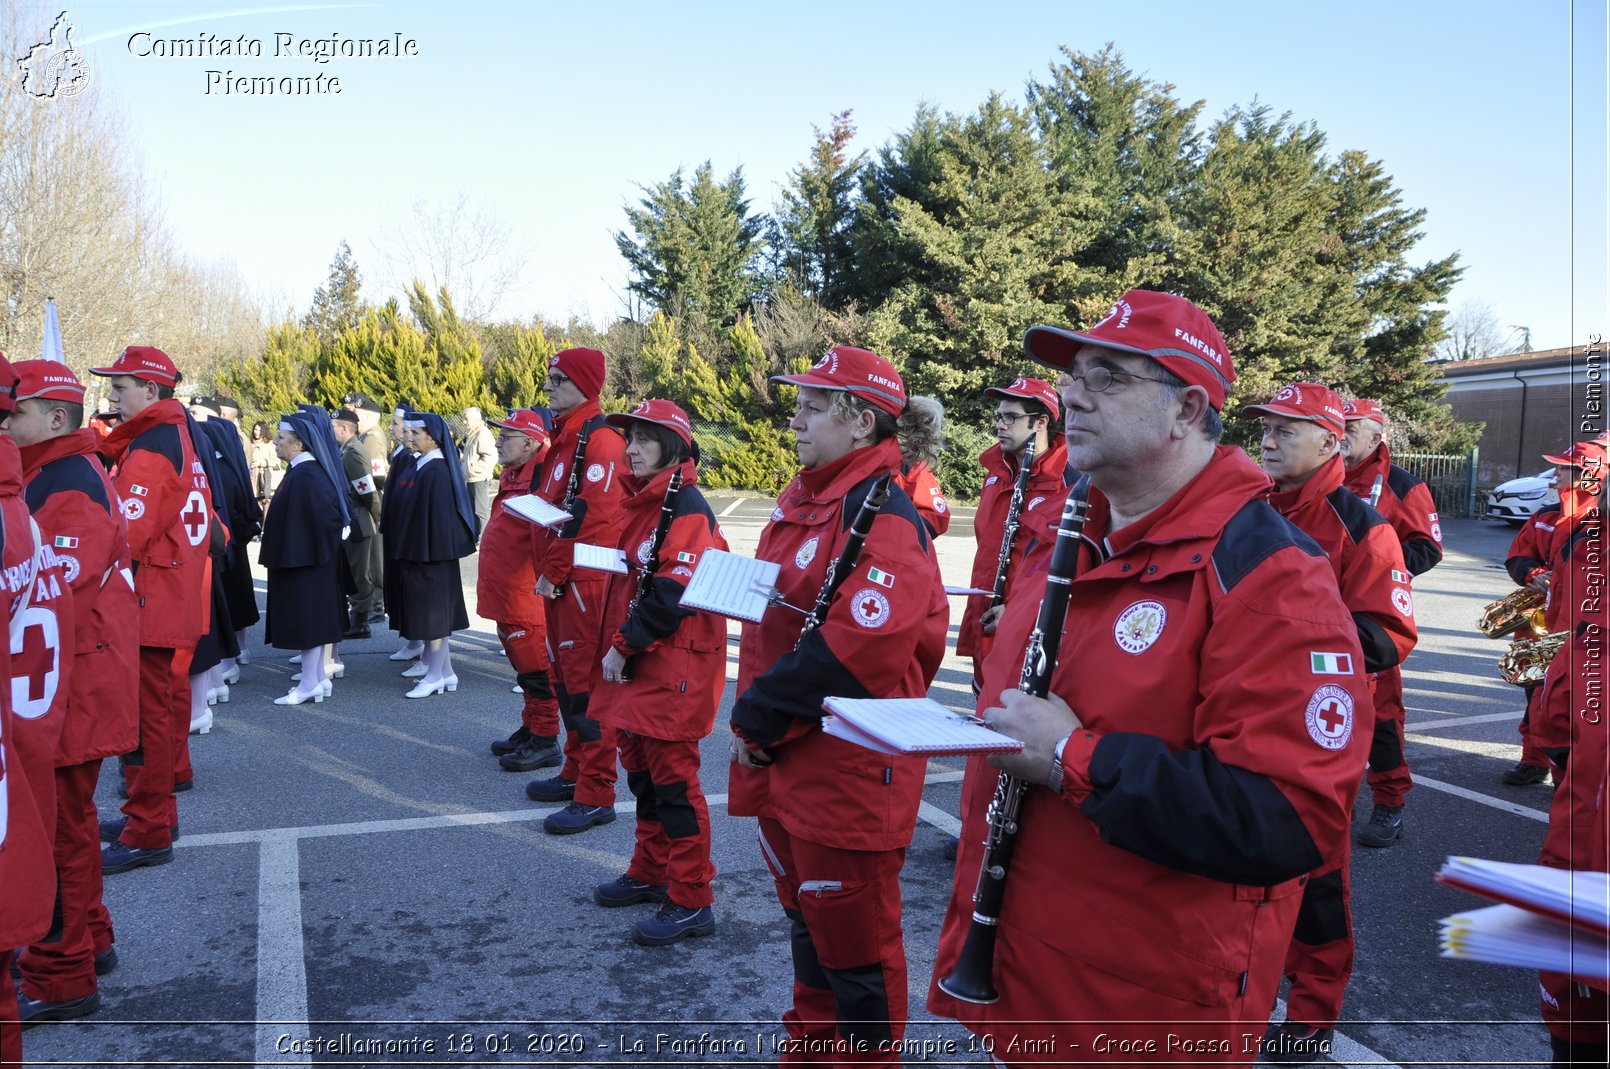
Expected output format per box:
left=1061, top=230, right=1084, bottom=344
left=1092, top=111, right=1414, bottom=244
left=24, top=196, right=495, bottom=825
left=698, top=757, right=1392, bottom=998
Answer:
left=25, top=453, right=113, bottom=516
left=1212, top=499, right=1326, bottom=595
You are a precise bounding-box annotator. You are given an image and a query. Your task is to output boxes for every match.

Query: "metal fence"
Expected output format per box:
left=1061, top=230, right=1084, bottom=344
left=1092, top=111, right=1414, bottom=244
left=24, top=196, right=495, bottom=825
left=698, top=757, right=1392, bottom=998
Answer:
left=1398, top=449, right=1479, bottom=519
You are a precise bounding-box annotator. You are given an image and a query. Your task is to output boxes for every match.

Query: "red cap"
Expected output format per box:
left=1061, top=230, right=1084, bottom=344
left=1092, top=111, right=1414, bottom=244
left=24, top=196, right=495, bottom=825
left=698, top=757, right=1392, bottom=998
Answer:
left=771, top=346, right=907, bottom=417
left=88, top=345, right=180, bottom=387
left=983, top=376, right=1060, bottom=418
left=1024, top=290, right=1235, bottom=410
left=11, top=360, right=86, bottom=404
left=1342, top=398, right=1387, bottom=425
left=0, top=353, right=17, bottom=415
left=1244, top=382, right=1346, bottom=433
left=606, top=398, right=694, bottom=446
left=488, top=408, right=551, bottom=443
left=549, top=347, right=606, bottom=401
left=1544, top=440, right=1608, bottom=471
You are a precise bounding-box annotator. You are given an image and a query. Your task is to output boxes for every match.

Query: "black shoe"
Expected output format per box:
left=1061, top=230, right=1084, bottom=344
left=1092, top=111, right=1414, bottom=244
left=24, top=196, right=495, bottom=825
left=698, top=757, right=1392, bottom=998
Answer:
left=943, top=836, right=959, bottom=861
left=99, top=818, right=178, bottom=843
left=525, top=776, right=576, bottom=804
left=490, top=725, right=532, bottom=757
left=101, top=840, right=173, bottom=874
left=594, top=874, right=669, bottom=908
left=543, top=802, right=616, bottom=835
left=1261, top=1021, right=1334, bottom=1065
left=1356, top=803, right=1404, bottom=848
left=499, top=736, right=561, bottom=772
left=1502, top=762, right=1551, bottom=786
left=94, top=946, right=119, bottom=976
left=368, top=606, right=387, bottom=624
left=17, top=989, right=101, bottom=1026
left=343, top=622, right=372, bottom=639
left=632, top=902, right=715, bottom=946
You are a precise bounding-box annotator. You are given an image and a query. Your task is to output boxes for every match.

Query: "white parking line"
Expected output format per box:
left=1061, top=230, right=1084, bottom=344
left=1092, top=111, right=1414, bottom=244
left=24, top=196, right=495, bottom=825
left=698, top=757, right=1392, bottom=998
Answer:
left=255, top=838, right=311, bottom=1065
left=719, top=498, right=746, bottom=517
left=1413, top=774, right=1550, bottom=823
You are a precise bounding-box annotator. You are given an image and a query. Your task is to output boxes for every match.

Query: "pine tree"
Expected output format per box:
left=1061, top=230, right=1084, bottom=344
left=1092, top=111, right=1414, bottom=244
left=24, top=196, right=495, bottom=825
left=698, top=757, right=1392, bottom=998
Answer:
left=487, top=323, right=557, bottom=411
left=303, top=241, right=365, bottom=344
left=219, top=321, right=318, bottom=422
left=774, top=112, right=863, bottom=308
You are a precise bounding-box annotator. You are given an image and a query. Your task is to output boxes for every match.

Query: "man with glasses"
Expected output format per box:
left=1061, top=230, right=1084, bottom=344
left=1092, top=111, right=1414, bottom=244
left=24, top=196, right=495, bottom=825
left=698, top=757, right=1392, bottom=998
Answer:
left=524, top=349, right=629, bottom=835
left=930, top=291, right=1369, bottom=1063
left=955, top=377, right=1069, bottom=688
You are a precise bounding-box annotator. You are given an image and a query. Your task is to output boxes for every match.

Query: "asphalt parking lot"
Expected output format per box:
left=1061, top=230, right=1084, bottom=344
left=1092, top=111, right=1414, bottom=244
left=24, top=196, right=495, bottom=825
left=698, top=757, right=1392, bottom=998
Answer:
left=16, top=504, right=1573, bottom=1068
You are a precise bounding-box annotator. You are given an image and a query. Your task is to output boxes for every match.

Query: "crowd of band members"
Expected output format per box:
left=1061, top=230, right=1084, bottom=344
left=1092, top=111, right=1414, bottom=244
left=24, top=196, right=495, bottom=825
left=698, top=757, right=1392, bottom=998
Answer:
left=0, top=288, right=1603, bottom=1066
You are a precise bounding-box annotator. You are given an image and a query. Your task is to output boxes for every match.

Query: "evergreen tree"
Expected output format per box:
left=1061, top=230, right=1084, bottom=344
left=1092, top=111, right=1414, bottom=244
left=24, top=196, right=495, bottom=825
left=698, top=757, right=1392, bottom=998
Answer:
left=487, top=323, right=557, bottom=411
left=303, top=241, right=365, bottom=344
left=219, top=321, right=318, bottom=421
left=614, top=162, right=768, bottom=332
left=774, top=112, right=863, bottom=308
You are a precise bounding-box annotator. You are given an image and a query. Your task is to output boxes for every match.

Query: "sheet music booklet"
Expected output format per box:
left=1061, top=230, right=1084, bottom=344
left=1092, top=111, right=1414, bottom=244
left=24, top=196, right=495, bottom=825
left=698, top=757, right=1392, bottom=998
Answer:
left=573, top=543, right=628, bottom=574
left=503, top=494, right=572, bottom=529
left=1435, top=856, right=1610, bottom=977
left=821, top=696, right=1025, bottom=756
left=681, top=549, right=784, bottom=623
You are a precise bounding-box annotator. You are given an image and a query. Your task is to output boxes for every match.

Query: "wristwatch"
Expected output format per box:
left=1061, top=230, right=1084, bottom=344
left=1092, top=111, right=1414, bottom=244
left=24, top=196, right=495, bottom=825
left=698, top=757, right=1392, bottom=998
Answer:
left=1047, top=733, right=1071, bottom=794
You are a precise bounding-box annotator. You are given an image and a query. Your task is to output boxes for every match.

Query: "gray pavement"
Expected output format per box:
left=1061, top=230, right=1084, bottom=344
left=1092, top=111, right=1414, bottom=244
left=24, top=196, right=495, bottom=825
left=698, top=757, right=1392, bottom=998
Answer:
left=18, top=505, right=1568, bottom=1067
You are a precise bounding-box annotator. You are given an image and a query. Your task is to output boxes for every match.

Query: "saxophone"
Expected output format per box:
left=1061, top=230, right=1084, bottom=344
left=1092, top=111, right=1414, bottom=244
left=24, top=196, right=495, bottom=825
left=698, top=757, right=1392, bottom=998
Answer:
left=1478, top=587, right=1546, bottom=639
left=1499, top=631, right=1570, bottom=687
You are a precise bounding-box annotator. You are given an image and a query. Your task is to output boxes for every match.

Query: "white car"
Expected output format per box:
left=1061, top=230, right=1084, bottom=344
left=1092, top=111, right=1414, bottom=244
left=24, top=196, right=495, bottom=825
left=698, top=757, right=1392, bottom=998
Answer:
left=1486, top=469, right=1559, bottom=524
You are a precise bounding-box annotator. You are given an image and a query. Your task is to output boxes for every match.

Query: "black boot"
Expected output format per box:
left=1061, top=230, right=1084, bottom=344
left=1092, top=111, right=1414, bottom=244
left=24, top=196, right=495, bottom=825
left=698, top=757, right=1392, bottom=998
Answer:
left=343, top=608, right=371, bottom=640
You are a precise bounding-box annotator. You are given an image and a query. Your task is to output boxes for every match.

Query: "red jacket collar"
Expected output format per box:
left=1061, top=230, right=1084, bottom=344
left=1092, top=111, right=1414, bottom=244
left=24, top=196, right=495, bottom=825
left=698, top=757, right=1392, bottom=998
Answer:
left=1345, top=441, right=1391, bottom=485
left=1089, top=446, right=1274, bottom=564
left=623, top=458, right=699, bottom=512
left=981, top=435, right=1069, bottom=482
left=556, top=400, right=603, bottom=433
left=19, top=429, right=101, bottom=484
left=98, top=399, right=187, bottom=460
left=0, top=436, right=21, bottom=499
left=786, top=439, right=901, bottom=506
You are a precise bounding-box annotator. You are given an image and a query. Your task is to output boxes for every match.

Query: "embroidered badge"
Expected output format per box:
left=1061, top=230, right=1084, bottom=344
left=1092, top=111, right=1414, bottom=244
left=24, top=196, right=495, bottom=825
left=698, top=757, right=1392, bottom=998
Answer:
left=130, top=484, right=148, bottom=497
left=671, top=565, right=694, bottom=579
left=849, top=588, right=891, bottom=630
left=867, top=566, right=895, bottom=588
left=1305, top=685, right=1354, bottom=750
left=1113, top=600, right=1166, bottom=655
left=550, top=462, right=565, bottom=483
left=1309, top=652, right=1353, bottom=675
left=933, top=495, right=948, bottom=514
left=1391, top=587, right=1413, bottom=617
left=121, top=498, right=145, bottom=521
left=1028, top=496, right=1046, bottom=511
left=56, top=554, right=80, bottom=583
left=984, top=476, right=1000, bottom=488
left=795, top=536, right=819, bottom=570
left=636, top=538, right=655, bottom=565
left=771, top=506, right=785, bottom=522
left=586, top=463, right=605, bottom=483
left=676, top=551, right=697, bottom=564
left=53, top=536, right=77, bottom=549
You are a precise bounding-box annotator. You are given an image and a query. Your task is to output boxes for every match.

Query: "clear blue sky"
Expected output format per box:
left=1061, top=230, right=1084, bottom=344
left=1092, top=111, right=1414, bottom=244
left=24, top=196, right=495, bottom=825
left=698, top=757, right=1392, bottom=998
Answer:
left=37, top=0, right=1609, bottom=352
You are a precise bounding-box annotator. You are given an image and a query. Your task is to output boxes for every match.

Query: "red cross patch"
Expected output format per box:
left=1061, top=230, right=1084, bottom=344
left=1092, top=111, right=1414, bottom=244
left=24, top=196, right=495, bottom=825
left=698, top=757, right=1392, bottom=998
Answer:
left=1304, top=684, right=1354, bottom=751
left=849, top=587, right=891, bottom=630
left=9, top=606, right=61, bottom=721
left=181, top=491, right=209, bottom=547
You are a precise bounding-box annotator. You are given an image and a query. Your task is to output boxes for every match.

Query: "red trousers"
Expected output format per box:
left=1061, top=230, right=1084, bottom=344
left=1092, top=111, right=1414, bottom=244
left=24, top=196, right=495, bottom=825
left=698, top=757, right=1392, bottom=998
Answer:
left=547, top=584, right=616, bottom=805
left=119, top=646, right=193, bottom=849
left=1280, top=861, right=1354, bottom=1027
left=619, top=732, right=713, bottom=908
left=498, top=622, right=559, bottom=737
left=1364, top=665, right=1413, bottom=807
left=757, top=817, right=908, bottom=1067
left=18, top=760, right=106, bottom=1003
left=1518, top=684, right=1554, bottom=771
left=1539, top=708, right=1610, bottom=1044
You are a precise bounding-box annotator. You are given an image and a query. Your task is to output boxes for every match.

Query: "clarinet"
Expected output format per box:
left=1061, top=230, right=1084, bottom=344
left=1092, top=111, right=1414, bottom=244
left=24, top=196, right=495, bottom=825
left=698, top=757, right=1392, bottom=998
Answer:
left=551, top=424, right=593, bottom=598
left=989, top=437, right=1038, bottom=610
left=1367, top=473, right=1384, bottom=509
left=796, top=473, right=892, bottom=650
left=619, top=469, right=683, bottom=682
left=939, top=477, right=1093, bottom=1006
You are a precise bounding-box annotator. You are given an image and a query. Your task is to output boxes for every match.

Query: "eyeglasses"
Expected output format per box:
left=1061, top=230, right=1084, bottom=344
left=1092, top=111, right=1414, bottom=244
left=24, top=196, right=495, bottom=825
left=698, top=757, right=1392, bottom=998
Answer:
left=991, top=412, right=1032, bottom=427
left=544, top=373, right=570, bottom=388
left=1059, top=365, right=1172, bottom=394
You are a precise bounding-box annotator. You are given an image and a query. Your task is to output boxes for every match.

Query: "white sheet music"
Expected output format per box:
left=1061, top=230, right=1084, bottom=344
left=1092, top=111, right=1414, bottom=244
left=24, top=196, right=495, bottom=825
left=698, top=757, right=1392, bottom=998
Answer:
left=503, top=494, right=571, bottom=529
left=821, top=697, right=1025, bottom=756
left=572, top=543, right=628, bottom=574
left=681, top=549, right=782, bottom=623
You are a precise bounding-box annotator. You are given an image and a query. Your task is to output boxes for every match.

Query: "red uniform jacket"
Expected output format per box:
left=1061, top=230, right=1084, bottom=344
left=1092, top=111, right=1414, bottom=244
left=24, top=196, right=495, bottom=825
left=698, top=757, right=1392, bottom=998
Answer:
left=0, top=440, right=62, bottom=949
left=534, top=402, right=629, bottom=588
left=931, top=447, right=1370, bottom=1051
left=1535, top=515, right=1607, bottom=754
left=97, top=399, right=211, bottom=649
left=20, top=430, right=138, bottom=767
left=476, top=451, right=549, bottom=627
left=591, top=460, right=730, bottom=741
left=1270, top=454, right=1418, bottom=679
left=956, top=437, right=1072, bottom=658
left=893, top=459, right=950, bottom=538
left=1343, top=442, right=1443, bottom=576
left=729, top=438, right=949, bottom=852
left=1507, top=488, right=1597, bottom=633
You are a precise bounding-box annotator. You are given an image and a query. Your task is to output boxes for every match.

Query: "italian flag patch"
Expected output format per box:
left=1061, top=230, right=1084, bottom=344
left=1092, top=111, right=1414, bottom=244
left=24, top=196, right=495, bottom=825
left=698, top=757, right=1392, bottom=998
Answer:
left=1391, top=570, right=1410, bottom=584
left=54, top=536, right=78, bottom=549
left=867, top=566, right=896, bottom=588
left=676, top=551, right=697, bottom=563
left=1310, top=652, right=1354, bottom=675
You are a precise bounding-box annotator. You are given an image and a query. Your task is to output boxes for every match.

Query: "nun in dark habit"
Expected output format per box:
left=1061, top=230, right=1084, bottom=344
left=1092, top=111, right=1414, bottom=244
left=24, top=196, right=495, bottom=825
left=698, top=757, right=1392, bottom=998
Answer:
left=389, top=410, right=476, bottom=698
left=262, top=409, right=350, bottom=705
left=382, top=404, right=425, bottom=665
